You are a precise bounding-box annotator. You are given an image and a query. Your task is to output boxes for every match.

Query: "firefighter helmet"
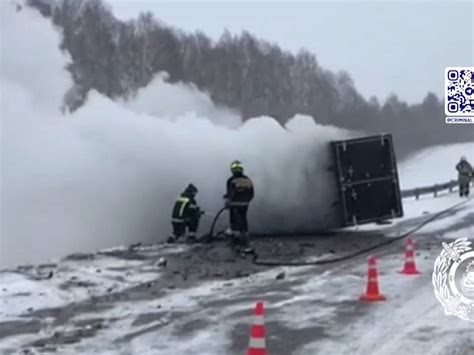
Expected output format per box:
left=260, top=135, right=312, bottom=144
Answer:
left=184, top=183, right=198, bottom=196
left=230, top=160, right=244, bottom=174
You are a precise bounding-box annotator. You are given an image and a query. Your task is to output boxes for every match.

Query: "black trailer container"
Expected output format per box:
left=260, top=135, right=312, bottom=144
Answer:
left=331, top=134, right=403, bottom=227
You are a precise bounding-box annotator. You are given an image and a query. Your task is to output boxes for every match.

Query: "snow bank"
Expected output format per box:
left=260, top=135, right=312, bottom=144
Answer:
left=399, top=142, right=474, bottom=189
left=0, top=254, right=159, bottom=320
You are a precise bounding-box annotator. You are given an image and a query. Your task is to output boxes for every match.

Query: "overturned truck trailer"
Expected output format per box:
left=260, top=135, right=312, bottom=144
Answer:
left=331, top=134, right=403, bottom=227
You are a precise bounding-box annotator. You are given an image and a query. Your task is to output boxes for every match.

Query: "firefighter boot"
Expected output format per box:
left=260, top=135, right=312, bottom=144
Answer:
left=240, top=233, right=254, bottom=254
left=186, top=233, right=197, bottom=244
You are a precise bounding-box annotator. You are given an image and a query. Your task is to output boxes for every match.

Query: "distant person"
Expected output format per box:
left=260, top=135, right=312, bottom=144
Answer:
left=223, top=161, right=254, bottom=249
left=168, top=184, right=202, bottom=244
left=456, top=156, right=473, bottom=197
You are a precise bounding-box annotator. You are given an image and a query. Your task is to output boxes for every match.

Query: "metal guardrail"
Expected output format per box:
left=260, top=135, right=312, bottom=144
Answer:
left=402, top=179, right=473, bottom=199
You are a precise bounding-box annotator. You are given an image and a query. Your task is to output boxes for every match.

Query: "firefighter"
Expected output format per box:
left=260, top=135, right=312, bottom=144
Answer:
left=223, top=160, right=254, bottom=248
left=168, top=184, right=202, bottom=243
left=456, top=156, right=473, bottom=197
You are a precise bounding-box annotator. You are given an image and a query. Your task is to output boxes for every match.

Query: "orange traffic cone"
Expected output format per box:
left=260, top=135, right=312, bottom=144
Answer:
left=247, top=301, right=267, bottom=355
left=399, top=237, right=421, bottom=275
left=359, top=256, right=386, bottom=301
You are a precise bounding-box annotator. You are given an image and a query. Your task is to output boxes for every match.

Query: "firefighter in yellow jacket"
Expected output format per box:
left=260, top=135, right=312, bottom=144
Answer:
left=223, top=161, right=254, bottom=247
left=168, top=184, right=202, bottom=243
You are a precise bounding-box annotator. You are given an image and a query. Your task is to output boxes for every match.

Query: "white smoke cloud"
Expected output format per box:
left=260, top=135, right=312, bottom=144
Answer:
left=121, top=72, right=242, bottom=129
left=0, top=2, right=350, bottom=267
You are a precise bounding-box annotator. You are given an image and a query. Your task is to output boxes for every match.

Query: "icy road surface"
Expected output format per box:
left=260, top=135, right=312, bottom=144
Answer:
left=1, top=193, right=473, bottom=355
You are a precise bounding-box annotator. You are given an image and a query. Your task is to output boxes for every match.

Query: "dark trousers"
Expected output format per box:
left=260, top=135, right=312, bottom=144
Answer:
left=172, top=218, right=199, bottom=239
left=459, top=182, right=470, bottom=196
left=229, top=205, right=248, bottom=233
left=459, top=175, right=471, bottom=197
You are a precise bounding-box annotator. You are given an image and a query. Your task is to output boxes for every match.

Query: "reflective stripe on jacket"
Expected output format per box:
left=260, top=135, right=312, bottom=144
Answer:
left=172, top=195, right=200, bottom=222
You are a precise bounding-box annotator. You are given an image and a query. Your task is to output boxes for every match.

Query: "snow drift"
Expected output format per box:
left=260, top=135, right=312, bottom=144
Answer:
left=399, top=142, right=474, bottom=189
left=0, top=2, right=349, bottom=268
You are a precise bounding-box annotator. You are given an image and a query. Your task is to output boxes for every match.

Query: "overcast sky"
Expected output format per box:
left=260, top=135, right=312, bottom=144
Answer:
left=109, top=1, right=473, bottom=104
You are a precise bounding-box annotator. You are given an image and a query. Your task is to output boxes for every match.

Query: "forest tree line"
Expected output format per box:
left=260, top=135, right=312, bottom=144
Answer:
left=27, top=0, right=471, bottom=158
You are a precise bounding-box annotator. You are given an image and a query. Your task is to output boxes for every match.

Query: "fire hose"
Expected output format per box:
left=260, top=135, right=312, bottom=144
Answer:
left=201, top=198, right=473, bottom=267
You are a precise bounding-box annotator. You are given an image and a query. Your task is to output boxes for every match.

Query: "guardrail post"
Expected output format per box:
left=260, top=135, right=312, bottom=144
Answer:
left=415, top=189, right=419, bottom=200
left=434, top=185, right=438, bottom=197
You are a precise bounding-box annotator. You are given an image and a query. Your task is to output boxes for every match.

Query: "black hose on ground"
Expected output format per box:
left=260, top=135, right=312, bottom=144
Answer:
left=201, top=197, right=472, bottom=267
left=251, top=197, right=473, bottom=266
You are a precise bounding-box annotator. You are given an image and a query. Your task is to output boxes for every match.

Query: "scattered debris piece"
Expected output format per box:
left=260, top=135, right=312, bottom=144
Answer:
left=157, top=257, right=167, bottom=267
left=275, top=271, right=286, bottom=280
